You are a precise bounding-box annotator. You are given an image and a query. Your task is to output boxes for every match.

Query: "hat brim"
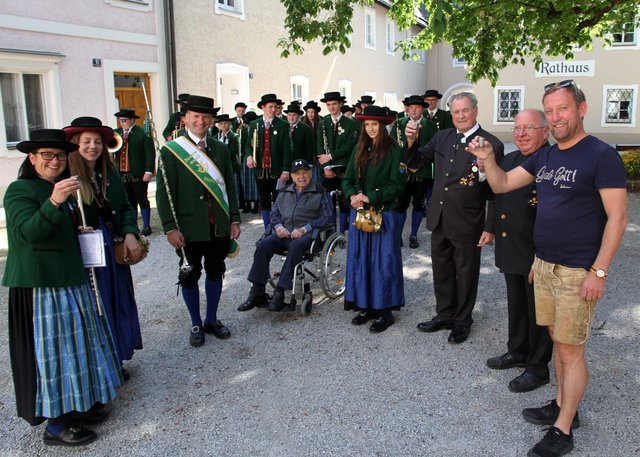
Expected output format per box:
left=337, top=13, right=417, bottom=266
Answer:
left=403, top=100, right=429, bottom=107
left=424, top=93, right=443, bottom=99
left=257, top=100, right=279, bottom=109
left=354, top=114, right=395, bottom=126
left=63, top=126, right=115, bottom=144
left=16, top=140, right=79, bottom=154
left=185, top=107, right=219, bottom=115
left=320, top=96, right=346, bottom=103
left=291, top=166, right=312, bottom=173
left=114, top=111, right=140, bottom=119
left=284, top=109, right=304, bottom=115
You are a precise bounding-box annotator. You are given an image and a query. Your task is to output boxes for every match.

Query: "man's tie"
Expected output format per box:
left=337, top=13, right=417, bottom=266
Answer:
left=198, top=140, right=206, bottom=150
left=456, top=132, right=465, bottom=144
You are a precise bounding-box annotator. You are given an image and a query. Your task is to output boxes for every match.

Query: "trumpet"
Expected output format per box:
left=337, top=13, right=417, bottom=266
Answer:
left=107, top=131, right=123, bottom=153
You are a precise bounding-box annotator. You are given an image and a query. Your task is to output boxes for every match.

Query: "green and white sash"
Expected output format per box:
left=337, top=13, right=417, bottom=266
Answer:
left=165, top=136, right=239, bottom=258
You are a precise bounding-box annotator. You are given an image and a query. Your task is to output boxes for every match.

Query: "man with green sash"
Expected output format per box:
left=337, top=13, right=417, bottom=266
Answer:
left=156, top=95, right=241, bottom=348
left=391, top=95, right=438, bottom=248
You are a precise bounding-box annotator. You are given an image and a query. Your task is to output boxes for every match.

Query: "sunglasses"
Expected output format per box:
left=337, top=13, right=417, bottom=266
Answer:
left=543, top=79, right=576, bottom=92
left=37, top=152, right=68, bottom=161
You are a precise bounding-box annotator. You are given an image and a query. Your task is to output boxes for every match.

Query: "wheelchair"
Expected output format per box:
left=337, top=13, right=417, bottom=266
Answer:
left=265, top=193, right=348, bottom=316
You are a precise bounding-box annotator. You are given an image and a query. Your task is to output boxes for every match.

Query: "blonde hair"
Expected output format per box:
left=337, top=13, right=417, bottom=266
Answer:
left=68, top=132, right=113, bottom=205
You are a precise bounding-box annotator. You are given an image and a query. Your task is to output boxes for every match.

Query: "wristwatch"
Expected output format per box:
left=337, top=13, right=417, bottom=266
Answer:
left=590, top=266, right=608, bottom=278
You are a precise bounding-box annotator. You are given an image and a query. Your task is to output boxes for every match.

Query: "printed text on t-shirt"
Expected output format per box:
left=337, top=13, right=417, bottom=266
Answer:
left=535, top=166, right=577, bottom=188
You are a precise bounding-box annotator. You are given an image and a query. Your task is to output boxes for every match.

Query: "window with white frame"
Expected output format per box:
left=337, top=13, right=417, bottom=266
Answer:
left=453, top=56, right=466, bottom=67
left=364, top=7, right=376, bottom=50
left=0, top=72, right=47, bottom=146
left=339, top=79, right=352, bottom=105
left=290, top=75, right=309, bottom=104
left=495, top=87, right=523, bottom=122
left=612, top=22, right=636, bottom=45
left=383, top=93, right=397, bottom=110
left=605, top=87, right=635, bottom=124
left=215, top=0, right=245, bottom=19
left=386, top=18, right=395, bottom=55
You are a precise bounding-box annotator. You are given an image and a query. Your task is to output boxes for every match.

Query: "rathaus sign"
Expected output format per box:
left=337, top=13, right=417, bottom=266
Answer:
left=535, top=60, right=595, bottom=77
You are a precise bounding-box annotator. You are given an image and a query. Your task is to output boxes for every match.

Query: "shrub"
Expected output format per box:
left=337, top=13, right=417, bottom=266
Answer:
left=621, top=150, right=640, bottom=179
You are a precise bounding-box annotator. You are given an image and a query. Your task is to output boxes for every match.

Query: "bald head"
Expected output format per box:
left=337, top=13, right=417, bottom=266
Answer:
left=513, top=109, right=549, bottom=155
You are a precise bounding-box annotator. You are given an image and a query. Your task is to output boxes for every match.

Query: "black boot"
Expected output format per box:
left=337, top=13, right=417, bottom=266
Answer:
left=237, top=283, right=270, bottom=311
left=268, top=287, right=290, bottom=312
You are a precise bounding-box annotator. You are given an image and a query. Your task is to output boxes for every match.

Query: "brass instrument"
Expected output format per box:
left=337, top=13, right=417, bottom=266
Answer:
left=107, top=131, right=123, bottom=153
left=395, top=119, right=403, bottom=148
left=322, top=122, right=330, bottom=155
left=251, top=124, right=258, bottom=164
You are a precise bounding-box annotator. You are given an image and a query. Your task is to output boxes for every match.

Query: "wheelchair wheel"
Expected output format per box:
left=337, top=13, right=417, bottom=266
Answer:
left=320, top=231, right=347, bottom=299
left=301, top=291, right=313, bottom=316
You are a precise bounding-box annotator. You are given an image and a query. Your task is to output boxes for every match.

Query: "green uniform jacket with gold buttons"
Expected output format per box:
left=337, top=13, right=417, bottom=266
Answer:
left=156, top=130, right=240, bottom=241
left=114, top=124, right=156, bottom=176
left=82, top=166, right=139, bottom=237
left=390, top=116, right=438, bottom=180
left=2, top=178, right=86, bottom=287
left=316, top=115, right=359, bottom=171
left=246, top=117, right=292, bottom=176
left=342, top=144, right=405, bottom=212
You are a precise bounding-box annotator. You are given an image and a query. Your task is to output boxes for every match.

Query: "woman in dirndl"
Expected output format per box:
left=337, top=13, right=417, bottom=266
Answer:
left=3, top=129, right=123, bottom=446
left=64, top=117, right=144, bottom=375
left=240, top=111, right=260, bottom=213
left=342, top=106, right=406, bottom=333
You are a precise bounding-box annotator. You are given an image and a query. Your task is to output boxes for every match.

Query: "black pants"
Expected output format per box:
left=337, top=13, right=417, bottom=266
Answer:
left=255, top=176, right=278, bottom=211
left=123, top=177, right=150, bottom=211
left=504, top=273, right=553, bottom=376
left=430, top=223, right=481, bottom=328
left=176, top=225, right=230, bottom=288
left=397, top=177, right=429, bottom=212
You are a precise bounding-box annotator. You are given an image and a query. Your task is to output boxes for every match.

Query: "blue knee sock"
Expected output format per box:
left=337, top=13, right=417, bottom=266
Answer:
left=410, top=209, right=424, bottom=237
left=141, top=208, right=151, bottom=228
left=182, top=286, right=202, bottom=327
left=46, top=421, right=65, bottom=436
left=204, top=279, right=222, bottom=324
left=339, top=211, right=349, bottom=233
left=261, top=210, right=271, bottom=230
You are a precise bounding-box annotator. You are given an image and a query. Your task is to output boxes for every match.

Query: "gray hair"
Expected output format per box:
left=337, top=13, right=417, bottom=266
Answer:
left=448, top=92, right=478, bottom=109
left=516, top=109, right=547, bottom=127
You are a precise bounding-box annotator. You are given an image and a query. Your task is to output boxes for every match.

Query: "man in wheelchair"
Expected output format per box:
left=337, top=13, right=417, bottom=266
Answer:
left=238, top=159, right=335, bottom=312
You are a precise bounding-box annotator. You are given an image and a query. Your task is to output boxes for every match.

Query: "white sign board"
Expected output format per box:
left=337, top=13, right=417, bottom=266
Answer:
left=535, top=60, right=595, bottom=77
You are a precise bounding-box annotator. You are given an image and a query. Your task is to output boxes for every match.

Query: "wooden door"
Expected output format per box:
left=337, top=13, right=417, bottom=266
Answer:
left=114, top=74, right=151, bottom=128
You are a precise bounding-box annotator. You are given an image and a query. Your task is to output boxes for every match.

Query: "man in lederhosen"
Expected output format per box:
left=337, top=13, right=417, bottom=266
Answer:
left=216, top=114, right=242, bottom=212
left=156, top=95, right=241, bottom=348
left=114, top=108, right=155, bottom=236
left=246, top=93, right=292, bottom=229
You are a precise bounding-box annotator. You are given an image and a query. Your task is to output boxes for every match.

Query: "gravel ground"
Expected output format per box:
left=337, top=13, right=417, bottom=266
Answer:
left=0, top=193, right=638, bottom=457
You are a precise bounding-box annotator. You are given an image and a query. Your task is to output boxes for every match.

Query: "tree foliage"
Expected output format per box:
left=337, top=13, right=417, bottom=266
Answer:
left=278, top=0, right=640, bottom=85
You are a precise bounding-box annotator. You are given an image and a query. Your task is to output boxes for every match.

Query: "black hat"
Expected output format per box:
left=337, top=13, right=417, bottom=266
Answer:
left=303, top=100, right=322, bottom=113
left=291, top=159, right=312, bottom=173
left=234, top=102, right=248, bottom=109
left=215, top=114, right=231, bottom=123
left=257, top=93, right=280, bottom=108
left=357, top=95, right=375, bottom=105
left=114, top=108, right=140, bottom=119
left=17, top=129, right=79, bottom=154
left=355, top=105, right=395, bottom=126
left=175, top=93, right=190, bottom=103
left=243, top=111, right=258, bottom=123
left=423, top=90, right=443, bottom=99
left=277, top=99, right=285, bottom=106
left=284, top=103, right=303, bottom=115
left=184, top=95, right=220, bottom=115
left=63, top=117, right=115, bottom=143
left=403, top=95, right=428, bottom=107
left=320, top=92, right=346, bottom=103
left=341, top=105, right=355, bottom=114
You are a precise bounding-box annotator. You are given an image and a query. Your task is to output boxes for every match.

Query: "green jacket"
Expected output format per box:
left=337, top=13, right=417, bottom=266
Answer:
left=217, top=130, right=241, bottom=173
left=156, top=131, right=240, bottom=241
left=390, top=116, right=438, bottom=179
left=290, top=122, right=315, bottom=163
left=2, top=178, right=86, bottom=287
left=114, top=124, right=156, bottom=176
left=316, top=115, right=359, bottom=170
left=83, top=166, right=139, bottom=236
left=426, top=108, right=454, bottom=130
left=342, top=144, right=405, bottom=212
left=246, top=117, right=292, bottom=176
left=162, top=111, right=182, bottom=139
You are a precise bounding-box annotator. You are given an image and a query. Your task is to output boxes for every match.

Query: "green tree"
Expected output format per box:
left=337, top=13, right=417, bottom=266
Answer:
left=278, top=0, right=640, bottom=85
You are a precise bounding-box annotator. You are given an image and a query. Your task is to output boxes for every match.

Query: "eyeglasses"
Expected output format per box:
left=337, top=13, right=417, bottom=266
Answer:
left=37, top=152, right=68, bottom=161
left=544, top=79, right=576, bottom=92
left=511, top=126, right=545, bottom=134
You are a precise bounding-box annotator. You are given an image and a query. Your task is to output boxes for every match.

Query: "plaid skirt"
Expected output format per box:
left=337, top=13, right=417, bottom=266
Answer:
left=32, top=284, right=123, bottom=419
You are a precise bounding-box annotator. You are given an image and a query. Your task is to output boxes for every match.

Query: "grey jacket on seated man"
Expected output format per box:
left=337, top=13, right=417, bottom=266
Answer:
left=270, top=180, right=335, bottom=238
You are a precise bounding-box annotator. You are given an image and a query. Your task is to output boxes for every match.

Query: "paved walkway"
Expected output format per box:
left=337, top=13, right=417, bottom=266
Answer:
left=0, top=193, right=638, bottom=456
